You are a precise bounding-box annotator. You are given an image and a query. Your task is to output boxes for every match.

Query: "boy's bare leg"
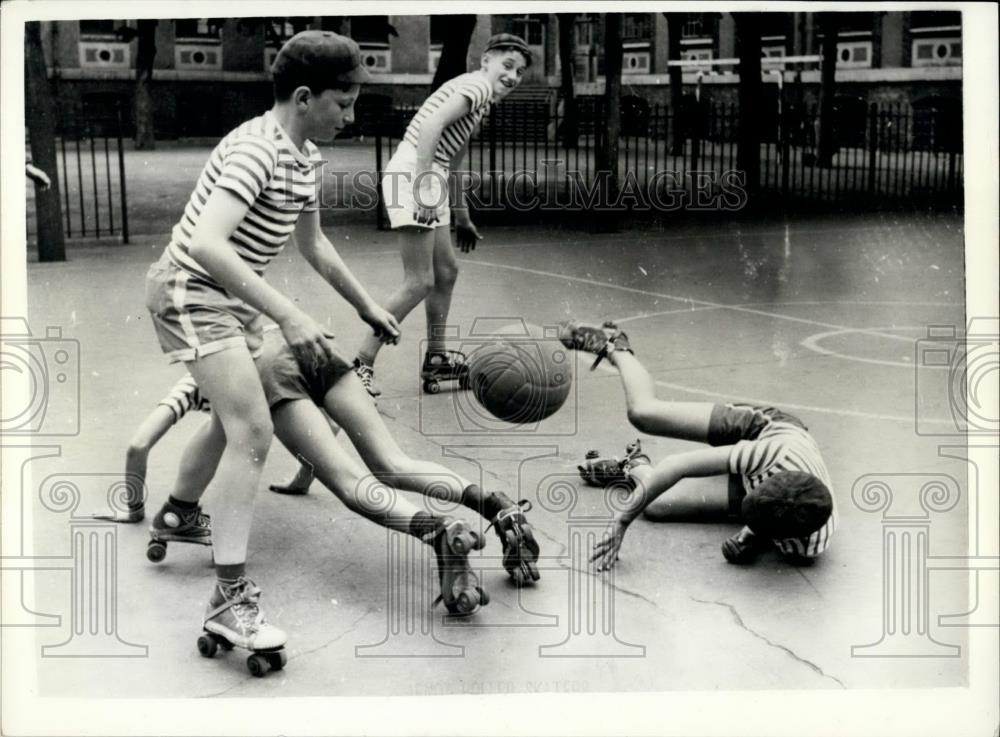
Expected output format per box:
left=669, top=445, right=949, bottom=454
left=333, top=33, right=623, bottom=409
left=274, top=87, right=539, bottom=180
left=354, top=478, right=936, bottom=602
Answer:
left=423, top=226, right=458, bottom=356
left=272, top=398, right=490, bottom=613
left=356, top=228, right=436, bottom=367
left=271, top=399, right=423, bottom=531
left=170, top=413, right=226, bottom=503
left=606, top=350, right=714, bottom=443
left=321, top=372, right=541, bottom=584
left=185, top=349, right=273, bottom=566
left=321, top=373, right=471, bottom=503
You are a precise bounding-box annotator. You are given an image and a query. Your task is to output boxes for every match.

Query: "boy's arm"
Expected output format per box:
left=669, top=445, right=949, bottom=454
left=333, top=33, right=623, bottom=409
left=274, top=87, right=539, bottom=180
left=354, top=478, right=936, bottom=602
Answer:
left=591, top=445, right=732, bottom=571
left=448, top=143, right=483, bottom=252
left=188, top=187, right=337, bottom=368
left=294, top=210, right=400, bottom=344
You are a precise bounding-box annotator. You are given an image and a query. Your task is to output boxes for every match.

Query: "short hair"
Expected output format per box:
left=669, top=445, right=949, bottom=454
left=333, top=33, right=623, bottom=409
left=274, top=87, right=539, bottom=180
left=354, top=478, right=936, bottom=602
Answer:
left=273, top=75, right=355, bottom=102
left=741, top=472, right=833, bottom=539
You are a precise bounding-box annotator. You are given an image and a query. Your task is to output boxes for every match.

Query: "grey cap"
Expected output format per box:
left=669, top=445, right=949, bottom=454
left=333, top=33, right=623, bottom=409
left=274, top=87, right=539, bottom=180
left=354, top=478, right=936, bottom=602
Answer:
left=271, top=30, right=372, bottom=85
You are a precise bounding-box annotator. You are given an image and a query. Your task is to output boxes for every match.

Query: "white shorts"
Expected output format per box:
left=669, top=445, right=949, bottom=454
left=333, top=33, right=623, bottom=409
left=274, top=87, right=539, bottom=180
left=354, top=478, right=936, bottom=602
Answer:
left=381, top=142, right=451, bottom=230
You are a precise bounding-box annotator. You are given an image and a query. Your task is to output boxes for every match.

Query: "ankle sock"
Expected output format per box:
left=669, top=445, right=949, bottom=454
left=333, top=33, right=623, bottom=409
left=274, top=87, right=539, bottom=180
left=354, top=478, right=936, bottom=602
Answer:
left=168, top=495, right=198, bottom=511
left=215, top=563, right=246, bottom=582
left=408, top=511, right=442, bottom=542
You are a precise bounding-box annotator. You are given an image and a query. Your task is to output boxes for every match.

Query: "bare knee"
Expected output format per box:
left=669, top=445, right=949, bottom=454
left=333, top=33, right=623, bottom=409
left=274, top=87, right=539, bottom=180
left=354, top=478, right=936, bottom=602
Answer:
left=435, top=262, right=459, bottom=291
left=226, top=414, right=274, bottom=463
left=402, top=272, right=435, bottom=303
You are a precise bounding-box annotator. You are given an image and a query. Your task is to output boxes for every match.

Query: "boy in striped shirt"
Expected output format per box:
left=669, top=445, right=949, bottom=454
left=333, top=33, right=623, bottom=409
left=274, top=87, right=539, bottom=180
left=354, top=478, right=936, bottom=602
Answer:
left=354, top=34, right=532, bottom=396
left=143, top=31, right=400, bottom=656
left=559, top=321, right=836, bottom=570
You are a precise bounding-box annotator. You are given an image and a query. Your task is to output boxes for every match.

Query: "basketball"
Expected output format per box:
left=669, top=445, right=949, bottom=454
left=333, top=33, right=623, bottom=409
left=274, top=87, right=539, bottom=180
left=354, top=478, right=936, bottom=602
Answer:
left=467, top=322, right=573, bottom=424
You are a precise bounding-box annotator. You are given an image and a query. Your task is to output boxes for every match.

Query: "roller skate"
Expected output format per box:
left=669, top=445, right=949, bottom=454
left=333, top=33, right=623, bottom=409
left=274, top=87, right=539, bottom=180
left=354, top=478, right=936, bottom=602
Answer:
left=145, top=500, right=212, bottom=563
left=578, top=439, right=651, bottom=489
left=353, top=358, right=381, bottom=398
left=485, top=492, right=541, bottom=585
left=557, top=320, right=633, bottom=370
left=721, top=526, right=771, bottom=565
left=197, top=576, right=287, bottom=677
left=421, top=350, right=471, bottom=394
left=424, top=518, right=489, bottom=615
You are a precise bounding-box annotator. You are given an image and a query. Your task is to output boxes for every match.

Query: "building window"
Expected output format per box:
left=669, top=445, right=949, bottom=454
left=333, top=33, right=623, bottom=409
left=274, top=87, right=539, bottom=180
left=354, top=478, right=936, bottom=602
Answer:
left=351, top=16, right=391, bottom=45
left=575, top=14, right=599, bottom=47
left=175, top=18, right=223, bottom=71
left=910, top=10, right=961, bottom=32
left=351, top=16, right=392, bottom=73
left=174, top=18, right=223, bottom=40
left=682, top=13, right=706, bottom=38
left=79, top=19, right=120, bottom=39
left=263, top=17, right=313, bottom=68
left=622, top=13, right=652, bottom=42
left=78, top=20, right=129, bottom=68
left=836, top=41, right=873, bottom=68
left=507, top=14, right=545, bottom=46
left=912, top=38, right=962, bottom=66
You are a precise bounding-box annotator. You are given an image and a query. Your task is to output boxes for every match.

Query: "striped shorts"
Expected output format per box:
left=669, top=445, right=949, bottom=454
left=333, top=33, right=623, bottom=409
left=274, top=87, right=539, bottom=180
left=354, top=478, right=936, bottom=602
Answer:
left=144, top=252, right=264, bottom=364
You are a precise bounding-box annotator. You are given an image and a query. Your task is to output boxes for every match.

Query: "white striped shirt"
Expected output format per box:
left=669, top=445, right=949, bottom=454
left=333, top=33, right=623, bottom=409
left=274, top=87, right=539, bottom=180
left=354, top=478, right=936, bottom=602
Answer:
left=402, top=73, right=493, bottom=167
left=157, top=374, right=210, bottom=421
left=728, top=408, right=837, bottom=557
left=166, top=111, right=322, bottom=285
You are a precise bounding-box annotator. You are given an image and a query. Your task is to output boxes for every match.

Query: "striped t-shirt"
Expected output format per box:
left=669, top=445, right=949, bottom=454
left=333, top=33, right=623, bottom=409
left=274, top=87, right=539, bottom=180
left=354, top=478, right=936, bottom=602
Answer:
left=402, top=72, right=493, bottom=167
left=157, top=374, right=210, bottom=421
left=726, top=406, right=837, bottom=557
left=166, top=111, right=322, bottom=285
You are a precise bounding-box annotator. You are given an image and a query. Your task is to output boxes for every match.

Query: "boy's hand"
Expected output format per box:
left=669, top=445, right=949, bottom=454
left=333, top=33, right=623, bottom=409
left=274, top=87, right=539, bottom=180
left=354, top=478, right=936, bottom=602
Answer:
left=454, top=218, right=482, bottom=253
left=590, top=517, right=630, bottom=572
left=414, top=182, right=440, bottom=226
left=360, top=304, right=401, bottom=345
left=280, top=312, right=339, bottom=371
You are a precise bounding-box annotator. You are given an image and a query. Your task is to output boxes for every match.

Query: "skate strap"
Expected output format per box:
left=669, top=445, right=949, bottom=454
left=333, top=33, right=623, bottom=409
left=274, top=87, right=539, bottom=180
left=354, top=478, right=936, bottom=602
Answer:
left=205, top=581, right=263, bottom=629
left=486, top=499, right=532, bottom=533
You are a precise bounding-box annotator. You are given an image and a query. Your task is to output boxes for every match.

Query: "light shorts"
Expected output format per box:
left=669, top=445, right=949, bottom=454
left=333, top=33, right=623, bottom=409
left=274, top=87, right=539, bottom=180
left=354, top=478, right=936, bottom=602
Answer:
left=381, top=141, right=451, bottom=230
left=144, top=252, right=264, bottom=364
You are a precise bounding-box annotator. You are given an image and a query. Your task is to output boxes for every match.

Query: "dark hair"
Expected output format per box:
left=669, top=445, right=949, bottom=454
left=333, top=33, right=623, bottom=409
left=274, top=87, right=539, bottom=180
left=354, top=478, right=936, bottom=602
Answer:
left=741, top=471, right=832, bottom=539
left=273, top=74, right=356, bottom=102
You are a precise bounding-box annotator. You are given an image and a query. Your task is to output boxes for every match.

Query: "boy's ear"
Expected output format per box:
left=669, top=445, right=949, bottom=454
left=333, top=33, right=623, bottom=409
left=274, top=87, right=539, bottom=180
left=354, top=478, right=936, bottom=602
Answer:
left=292, top=86, right=313, bottom=106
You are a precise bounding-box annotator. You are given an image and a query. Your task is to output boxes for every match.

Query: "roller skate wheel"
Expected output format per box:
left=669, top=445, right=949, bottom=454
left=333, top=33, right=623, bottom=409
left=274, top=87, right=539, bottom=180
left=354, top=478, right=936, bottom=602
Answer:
left=476, top=586, right=490, bottom=606
left=265, top=650, right=287, bottom=671
left=470, top=531, right=486, bottom=550
left=423, top=379, right=441, bottom=394
left=247, top=654, right=268, bottom=677
left=146, top=541, right=167, bottom=563
left=197, top=633, right=218, bottom=658
left=585, top=450, right=600, bottom=459
left=504, top=529, right=518, bottom=549
left=456, top=589, right=480, bottom=614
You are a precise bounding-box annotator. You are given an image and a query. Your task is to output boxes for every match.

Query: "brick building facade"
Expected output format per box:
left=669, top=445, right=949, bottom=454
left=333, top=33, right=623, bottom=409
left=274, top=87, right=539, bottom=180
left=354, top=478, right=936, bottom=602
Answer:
left=40, top=12, right=962, bottom=139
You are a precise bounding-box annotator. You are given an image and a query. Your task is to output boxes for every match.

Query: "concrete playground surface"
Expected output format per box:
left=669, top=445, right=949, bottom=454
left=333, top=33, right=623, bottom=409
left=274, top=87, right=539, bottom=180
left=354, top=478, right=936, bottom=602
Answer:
left=7, top=212, right=987, bottom=714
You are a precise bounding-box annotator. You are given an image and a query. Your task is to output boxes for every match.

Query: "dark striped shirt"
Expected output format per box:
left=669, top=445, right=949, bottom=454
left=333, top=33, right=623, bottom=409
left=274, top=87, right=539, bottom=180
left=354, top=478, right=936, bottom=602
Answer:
left=166, top=111, right=321, bottom=284
left=727, top=405, right=837, bottom=556
left=402, top=72, right=493, bottom=167
left=157, top=374, right=210, bottom=421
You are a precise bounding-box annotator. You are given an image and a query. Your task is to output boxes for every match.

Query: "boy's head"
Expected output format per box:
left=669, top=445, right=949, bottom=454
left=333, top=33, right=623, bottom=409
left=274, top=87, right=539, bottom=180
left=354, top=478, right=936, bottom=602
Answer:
left=741, top=471, right=833, bottom=546
left=271, top=31, right=371, bottom=141
left=480, top=33, right=531, bottom=100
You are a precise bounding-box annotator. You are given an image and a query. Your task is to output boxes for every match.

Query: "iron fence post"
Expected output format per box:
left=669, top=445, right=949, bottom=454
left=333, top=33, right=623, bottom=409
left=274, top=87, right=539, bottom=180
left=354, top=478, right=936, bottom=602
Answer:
left=115, top=102, right=129, bottom=244
left=867, top=103, right=878, bottom=195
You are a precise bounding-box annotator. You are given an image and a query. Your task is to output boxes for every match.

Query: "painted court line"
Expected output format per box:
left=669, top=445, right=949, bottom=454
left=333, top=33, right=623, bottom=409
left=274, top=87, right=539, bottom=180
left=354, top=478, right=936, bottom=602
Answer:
left=466, top=259, right=932, bottom=344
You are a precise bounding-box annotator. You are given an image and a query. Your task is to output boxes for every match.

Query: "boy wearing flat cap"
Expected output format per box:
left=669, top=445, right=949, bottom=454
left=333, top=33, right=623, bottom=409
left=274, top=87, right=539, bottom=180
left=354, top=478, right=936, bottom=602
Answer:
left=142, top=30, right=399, bottom=661
left=354, top=33, right=533, bottom=398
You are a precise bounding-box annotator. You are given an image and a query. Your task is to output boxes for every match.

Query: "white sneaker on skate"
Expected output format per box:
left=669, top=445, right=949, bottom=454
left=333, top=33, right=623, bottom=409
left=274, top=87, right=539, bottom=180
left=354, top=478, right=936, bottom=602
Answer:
left=353, top=359, right=381, bottom=397
left=203, top=576, right=286, bottom=651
